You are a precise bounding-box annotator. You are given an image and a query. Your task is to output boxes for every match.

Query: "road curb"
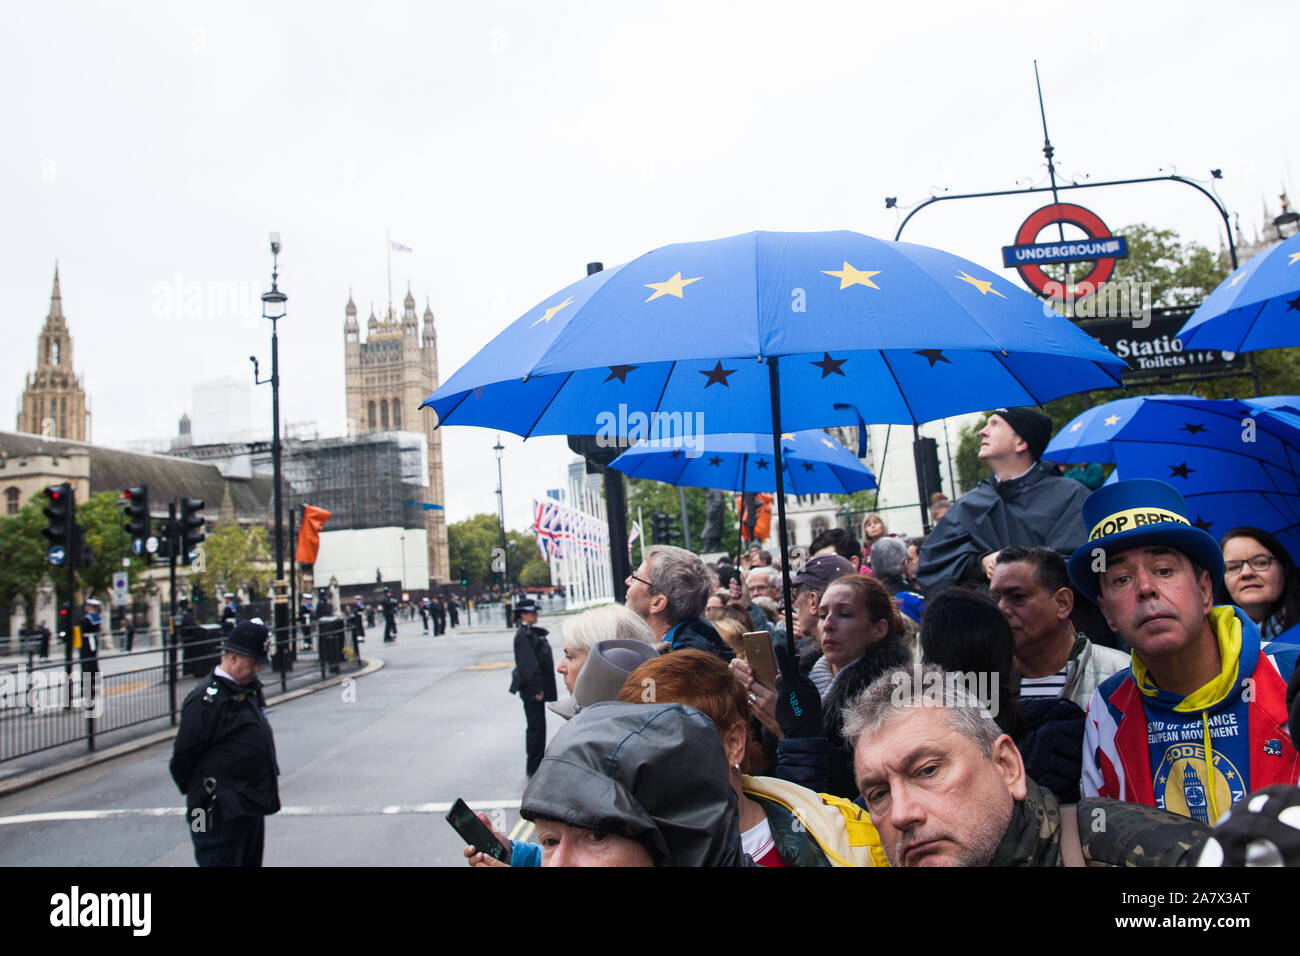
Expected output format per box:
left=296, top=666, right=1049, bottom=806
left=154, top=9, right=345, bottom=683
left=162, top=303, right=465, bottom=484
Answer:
left=0, top=657, right=386, bottom=799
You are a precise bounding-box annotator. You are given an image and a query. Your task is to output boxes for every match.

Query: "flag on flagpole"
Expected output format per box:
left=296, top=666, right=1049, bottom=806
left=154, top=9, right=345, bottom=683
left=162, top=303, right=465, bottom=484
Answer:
left=295, top=505, right=333, bottom=564
left=627, top=521, right=641, bottom=556
left=389, top=240, right=413, bottom=252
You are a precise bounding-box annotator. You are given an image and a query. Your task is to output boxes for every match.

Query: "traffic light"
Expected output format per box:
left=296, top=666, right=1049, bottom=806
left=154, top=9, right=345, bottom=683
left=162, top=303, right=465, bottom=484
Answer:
left=121, top=485, right=149, bottom=544
left=653, top=512, right=675, bottom=544
left=664, top=516, right=680, bottom=545
left=913, top=437, right=943, bottom=508
left=71, top=524, right=93, bottom=568
left=42, top=483, right=73, bottom=558
left=179, top=498, right=205, bottom=564
left=459, top=564, right=468, bottom=586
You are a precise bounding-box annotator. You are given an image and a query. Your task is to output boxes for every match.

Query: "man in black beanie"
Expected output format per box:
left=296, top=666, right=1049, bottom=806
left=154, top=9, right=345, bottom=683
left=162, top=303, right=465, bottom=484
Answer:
left=918, top=407, right=1090, bottom=593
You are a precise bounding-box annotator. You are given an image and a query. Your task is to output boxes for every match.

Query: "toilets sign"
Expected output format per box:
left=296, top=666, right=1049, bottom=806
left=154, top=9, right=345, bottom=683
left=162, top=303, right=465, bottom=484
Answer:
left=1002, top=202, right=1128, bottom=300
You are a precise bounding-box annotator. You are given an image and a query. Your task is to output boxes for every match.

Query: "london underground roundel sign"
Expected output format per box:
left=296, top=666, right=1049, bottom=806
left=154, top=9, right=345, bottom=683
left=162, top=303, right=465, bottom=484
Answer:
left=1001, top=203, right=1128, bottom=301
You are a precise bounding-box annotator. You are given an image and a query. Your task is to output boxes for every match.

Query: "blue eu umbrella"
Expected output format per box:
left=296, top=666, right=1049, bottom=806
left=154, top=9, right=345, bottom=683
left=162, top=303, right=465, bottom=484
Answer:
left=424, top=230, right=1126, bottom=649
left=425, top=231, right=1124, bottom=436
left=1044, top=394, right=1300, bottom=559
left=609, top=429, right=877, bottom=496
left=1176, top=232, right=1300, bottom=352
left=611, top=429, right=878, bottom=561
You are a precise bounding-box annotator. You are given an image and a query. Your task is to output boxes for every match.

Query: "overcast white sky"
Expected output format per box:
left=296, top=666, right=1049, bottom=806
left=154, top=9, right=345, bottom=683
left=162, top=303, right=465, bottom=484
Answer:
left=4, top=1, right=1295, bottom=531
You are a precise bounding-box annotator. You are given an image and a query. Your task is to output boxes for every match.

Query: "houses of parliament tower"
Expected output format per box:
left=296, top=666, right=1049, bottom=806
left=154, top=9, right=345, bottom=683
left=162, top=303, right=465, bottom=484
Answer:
left=343, top=287, right=450, bottom=584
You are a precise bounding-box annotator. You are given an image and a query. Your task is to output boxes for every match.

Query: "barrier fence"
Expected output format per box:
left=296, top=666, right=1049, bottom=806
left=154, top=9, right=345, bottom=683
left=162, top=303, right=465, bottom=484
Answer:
left=0, top=615, right=363, bottom=765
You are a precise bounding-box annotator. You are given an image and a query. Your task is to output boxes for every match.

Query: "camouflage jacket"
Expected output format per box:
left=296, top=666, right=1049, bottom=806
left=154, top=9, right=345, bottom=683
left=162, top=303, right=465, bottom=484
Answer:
left=989, top=778, right=1209, bottom=866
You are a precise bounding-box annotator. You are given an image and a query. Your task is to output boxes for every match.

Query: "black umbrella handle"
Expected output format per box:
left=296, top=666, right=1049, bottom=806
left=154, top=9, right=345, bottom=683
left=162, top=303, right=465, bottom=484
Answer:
left=767, top=357, right=799, bottom=658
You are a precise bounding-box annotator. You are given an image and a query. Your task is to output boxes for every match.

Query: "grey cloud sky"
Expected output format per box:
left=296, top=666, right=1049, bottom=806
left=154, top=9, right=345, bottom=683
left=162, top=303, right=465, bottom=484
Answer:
left=3, top=0, right=1294, bottom=531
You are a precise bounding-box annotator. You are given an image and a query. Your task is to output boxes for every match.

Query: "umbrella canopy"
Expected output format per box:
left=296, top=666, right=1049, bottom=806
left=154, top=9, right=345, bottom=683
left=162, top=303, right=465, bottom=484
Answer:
left=1044, top=394, right=1300, bottom=558
left=1175, top=232, right=1300, bottom=352
left=609, top=429, right=877, bottom=495
left=423, top=230, right=1125, bottom=437
left=425, top=229, right=1128, bottom=656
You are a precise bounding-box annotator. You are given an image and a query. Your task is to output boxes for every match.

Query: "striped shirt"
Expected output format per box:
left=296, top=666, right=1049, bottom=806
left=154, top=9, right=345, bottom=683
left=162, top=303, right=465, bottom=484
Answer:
left=1019, top=664, right=1070, bottom=699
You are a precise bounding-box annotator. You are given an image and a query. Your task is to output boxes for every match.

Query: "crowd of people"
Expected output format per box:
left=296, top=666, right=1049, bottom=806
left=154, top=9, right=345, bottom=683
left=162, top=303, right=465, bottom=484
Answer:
left=485, top=405, right=1300, bottom=868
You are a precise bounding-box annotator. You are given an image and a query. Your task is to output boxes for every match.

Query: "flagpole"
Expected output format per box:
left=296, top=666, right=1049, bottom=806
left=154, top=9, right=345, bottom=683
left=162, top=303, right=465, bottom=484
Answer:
left=385, top=231, right=392, bottom=314
left=637, top=507, right=645, bottom=564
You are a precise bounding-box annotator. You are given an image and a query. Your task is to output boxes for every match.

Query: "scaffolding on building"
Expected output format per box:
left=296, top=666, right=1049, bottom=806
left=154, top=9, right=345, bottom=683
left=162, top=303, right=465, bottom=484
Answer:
left=277, top=432, right=430, bottom=530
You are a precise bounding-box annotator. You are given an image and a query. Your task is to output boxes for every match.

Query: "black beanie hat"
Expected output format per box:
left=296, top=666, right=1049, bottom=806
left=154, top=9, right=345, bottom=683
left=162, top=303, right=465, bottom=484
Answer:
left=992, top=406, right=1052, bottom=460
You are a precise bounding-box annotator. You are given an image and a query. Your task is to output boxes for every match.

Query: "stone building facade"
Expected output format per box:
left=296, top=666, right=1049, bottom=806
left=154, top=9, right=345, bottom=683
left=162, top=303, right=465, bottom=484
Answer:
left=343, top=288, right=449, bottom=583
left=18, top=266, right=89, bottom=442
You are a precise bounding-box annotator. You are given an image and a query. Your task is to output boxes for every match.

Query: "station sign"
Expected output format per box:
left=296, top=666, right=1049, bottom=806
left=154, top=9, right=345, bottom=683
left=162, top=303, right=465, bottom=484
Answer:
left=1004, top=202, right=1128, bottom=300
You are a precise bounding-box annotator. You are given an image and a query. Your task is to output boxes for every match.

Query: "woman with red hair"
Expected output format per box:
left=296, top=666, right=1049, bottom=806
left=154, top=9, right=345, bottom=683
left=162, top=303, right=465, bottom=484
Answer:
left=617, top=650, right=886, bottom=867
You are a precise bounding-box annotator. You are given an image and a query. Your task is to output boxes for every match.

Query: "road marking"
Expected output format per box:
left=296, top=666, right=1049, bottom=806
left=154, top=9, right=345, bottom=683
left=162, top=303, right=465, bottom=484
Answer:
left=104, top=680, right=149, bottom=696
left=462, top=662, right=513, bottom=670
left=0, top=799, right=523, bottom=827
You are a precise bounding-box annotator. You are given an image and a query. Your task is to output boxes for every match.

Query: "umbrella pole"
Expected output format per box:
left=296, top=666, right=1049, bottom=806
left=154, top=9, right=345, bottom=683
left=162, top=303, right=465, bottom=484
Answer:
left=737, top=454, right=747, bottom=561
left=767, top=358, right=797, bottom=657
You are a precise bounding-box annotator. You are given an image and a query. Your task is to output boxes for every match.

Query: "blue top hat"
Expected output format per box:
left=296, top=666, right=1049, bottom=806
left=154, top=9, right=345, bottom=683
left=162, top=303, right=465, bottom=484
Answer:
left=1068, top=478, right=1224, bottom=604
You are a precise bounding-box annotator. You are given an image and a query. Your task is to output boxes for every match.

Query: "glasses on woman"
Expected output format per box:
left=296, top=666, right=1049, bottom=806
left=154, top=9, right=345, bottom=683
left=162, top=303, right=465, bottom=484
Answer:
left=1224, top=554, right=1277, bottom=576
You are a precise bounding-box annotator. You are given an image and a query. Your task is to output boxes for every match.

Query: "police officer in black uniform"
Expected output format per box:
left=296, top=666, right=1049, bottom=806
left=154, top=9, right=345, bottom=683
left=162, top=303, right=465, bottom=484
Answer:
left=79, top=599, right=102, bottom=674
left=509, top=598, right=556, bottom=776
left=221, top=593, right=238, bottom=636
left=382, top=588, right=398, bottom=642
left=169, top=620, right=280, bottom=867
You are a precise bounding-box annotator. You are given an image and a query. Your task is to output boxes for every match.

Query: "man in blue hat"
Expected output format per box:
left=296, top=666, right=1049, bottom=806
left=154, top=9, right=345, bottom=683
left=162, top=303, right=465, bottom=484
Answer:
left=1072, top=479, right=1300, bottom=823
left=169, top=619, right=280, bottom=866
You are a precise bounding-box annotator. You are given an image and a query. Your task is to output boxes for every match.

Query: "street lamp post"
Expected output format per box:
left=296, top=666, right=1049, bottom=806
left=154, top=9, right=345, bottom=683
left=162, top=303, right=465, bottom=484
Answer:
left=494, top=436, right=510, bottom=626
left=254, top=233, right=289, bottom=676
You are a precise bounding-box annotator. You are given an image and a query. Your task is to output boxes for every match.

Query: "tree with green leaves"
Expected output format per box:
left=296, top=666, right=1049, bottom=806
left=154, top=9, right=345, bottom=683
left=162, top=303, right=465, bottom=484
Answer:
left=448, top=513, right=551, bottom=592
left=0, top=489, right=152, bottom=624
left=77, top=490, right=149, bottom=598
left=0, top=492, right=52, bottom=624
left=622, top=477, right=738, bottom=553
left=191, top=520, right=271, bottom=596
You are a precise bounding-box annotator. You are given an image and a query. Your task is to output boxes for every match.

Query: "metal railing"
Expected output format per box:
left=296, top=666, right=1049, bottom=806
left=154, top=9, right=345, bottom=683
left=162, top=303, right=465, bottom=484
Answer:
left=0, top=618, right=364, bottom=764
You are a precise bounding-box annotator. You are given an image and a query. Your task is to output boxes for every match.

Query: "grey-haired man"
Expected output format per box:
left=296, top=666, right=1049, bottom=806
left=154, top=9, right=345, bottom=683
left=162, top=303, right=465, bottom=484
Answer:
left=848, top=665, right=1208, bottom=867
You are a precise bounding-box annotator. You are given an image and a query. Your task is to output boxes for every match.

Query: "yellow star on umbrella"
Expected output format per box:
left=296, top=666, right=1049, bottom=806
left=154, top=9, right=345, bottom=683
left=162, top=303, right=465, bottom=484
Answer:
left=1104, top=415, right=1120, bottom=426
left=955, top=271, right=1006, bottom=298
left=1290, top=252, right=1300, bottom=265
left=1070, top=422, right=1083, bottom=432
left=822, top=262, right=881, bottom=290
left=1229, top=273, right=1245, bottom=287
left=821, top=438, right=836, bottom=448
left=645, top=272, right=702, bottom=302
left=781, top=433, right=796, bottom=440
left=530, top=296, right=573, bottom=327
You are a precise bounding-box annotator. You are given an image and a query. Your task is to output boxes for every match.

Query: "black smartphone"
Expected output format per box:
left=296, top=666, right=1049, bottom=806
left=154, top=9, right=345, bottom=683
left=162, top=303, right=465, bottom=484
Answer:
left=446, top=798, right=509, bottom=862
